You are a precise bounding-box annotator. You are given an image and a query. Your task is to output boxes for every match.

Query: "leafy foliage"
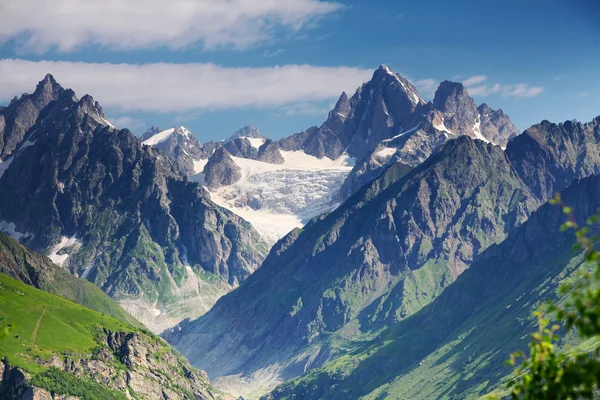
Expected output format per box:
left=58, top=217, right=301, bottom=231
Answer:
left=31, top=367, right=128, bottom=400
left=507, top=196, right=600, bottom=399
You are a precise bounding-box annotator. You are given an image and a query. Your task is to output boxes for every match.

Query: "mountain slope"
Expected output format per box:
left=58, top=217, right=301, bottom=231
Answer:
left=164, top=137, right=539, bottom=397
left=165, top=115, right=600, bottom=397
left=0, top=233, right=141, bottom=328
left=267, top=172, right=600, bottom=400
left=0, top=75, right=268, bottom=332
left=0, top=273, right=222, bottom=400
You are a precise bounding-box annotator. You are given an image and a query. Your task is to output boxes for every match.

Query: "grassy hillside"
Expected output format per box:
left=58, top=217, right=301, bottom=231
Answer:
left=0, top=272, right=220, bottom=399
left=0, top=233, right=142, bottom=328
left=0, top=272, right=133, bottom=371
left=267, top=174, right=600, bottom=399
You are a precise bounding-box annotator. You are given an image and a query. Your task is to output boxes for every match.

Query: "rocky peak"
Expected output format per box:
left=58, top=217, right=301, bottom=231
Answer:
left=140, top=125, right=162, bottom=141
left=77, top=94, right=106, bottom=120
left=0, top=74, right=65, bottom=158
left=230, top=124, right=263, bottom=140
left=477, top=103, right=494, bottom=116
left=431, top=80, right=484, bottom=141
left=33, top=73, right=63, bottom=99
left=203, top=146, right=242, bottom=188
left=477, top=103, right=520, bottom=146
left=433, top=80, right=473, bottom=111
left=341, top=66, right=426, bottom=158
left=257, top=138, right=284, bottom=164
left=323, top=92, right=351, bottom=134
left=140, top=126, right=204, bottom=175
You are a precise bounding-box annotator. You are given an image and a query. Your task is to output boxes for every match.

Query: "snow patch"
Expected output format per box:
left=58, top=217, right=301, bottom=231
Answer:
left=142, top=126, right=192, bottom=146
left=433, top=117, right=453, bottom=134
left=376, top=147, right=398, bottom=158
left=238, top=136, right=265, bottom=150
left=472, top=115, right=490, bottom=143
left=20, top=139, right=37, bottom=150
left=192, top=159, right=208, bottom=174
left=382, top=123, right=421, bottom=143
left=205, top=150, right=354, bottom=243
left=47, top=236, right=81, bottom=266
left=101, top=118, right=116, bottom=128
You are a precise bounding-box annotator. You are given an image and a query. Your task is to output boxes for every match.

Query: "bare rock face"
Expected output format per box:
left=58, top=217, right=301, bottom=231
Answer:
left=478, top=103, right=519, bottom=146
left=0, top=77, right=267, bottom=332
left=203, top=147, right=242, bottom=188
left=432, top=80, right=479, bottom=137
left=257, top=139, right=284, bottom=164
left=0, top=329, right=219, bottom=400
left=0, top=74, right=63, bottom=159
left=223, top=137, right=259, bottom=159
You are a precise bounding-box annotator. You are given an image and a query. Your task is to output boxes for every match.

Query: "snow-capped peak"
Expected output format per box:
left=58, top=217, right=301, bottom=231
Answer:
left=142, top=126, right=191, bottom=146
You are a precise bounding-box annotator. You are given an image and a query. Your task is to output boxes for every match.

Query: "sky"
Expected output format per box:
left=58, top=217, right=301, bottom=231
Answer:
left=0, top=0, right=598, bottom=142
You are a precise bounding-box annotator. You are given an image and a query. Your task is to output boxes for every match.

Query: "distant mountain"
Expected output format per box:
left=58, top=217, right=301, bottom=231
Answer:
left=141, top=125, right=206, bottom=175
left=229, top=124, right=263, bottom=140
left=141, top=66, right=519, bottom=244
left=164, top=115, right=600, bottom=398
left=267, top=171, right=600, bottom=400
left=0, top=75, right=268, bottom=333
left=141, top=124, right=353, bottom=243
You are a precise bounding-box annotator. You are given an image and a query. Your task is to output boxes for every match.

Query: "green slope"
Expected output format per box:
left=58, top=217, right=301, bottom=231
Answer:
left=0, top=272, right=132, bottom=397
left=267, top=174, right=600, bottom=399
left=0, top=272, right=220, bottom=399
left=0, top=233, right=142, bottom=328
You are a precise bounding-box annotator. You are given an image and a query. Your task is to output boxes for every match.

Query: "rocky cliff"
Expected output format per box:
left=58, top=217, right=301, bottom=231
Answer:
left=0, top=75, right=268, bottom=332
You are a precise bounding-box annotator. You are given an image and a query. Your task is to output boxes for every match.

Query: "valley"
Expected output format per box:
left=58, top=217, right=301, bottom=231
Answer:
left=0, top=4, right=598, bottom=398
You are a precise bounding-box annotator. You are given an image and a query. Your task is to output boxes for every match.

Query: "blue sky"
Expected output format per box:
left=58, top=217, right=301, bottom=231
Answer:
left=0, top=0, right=598, bottom=142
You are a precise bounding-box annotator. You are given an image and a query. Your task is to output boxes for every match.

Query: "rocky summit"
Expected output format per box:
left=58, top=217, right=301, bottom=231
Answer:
left=0, top=75, right=268, bottom=333
left=138, top=65, right=520, bottom=245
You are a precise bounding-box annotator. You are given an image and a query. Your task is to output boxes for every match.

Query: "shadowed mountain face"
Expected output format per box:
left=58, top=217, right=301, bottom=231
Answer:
left=0, top=75, right=268, bottom=333
left=267, top=172, right=600, bottom=400
left=164, top=114, right=600, bottom=397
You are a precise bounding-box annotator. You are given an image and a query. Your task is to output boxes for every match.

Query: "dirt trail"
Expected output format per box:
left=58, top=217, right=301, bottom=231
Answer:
left=32, top=308, right=47, bottom=343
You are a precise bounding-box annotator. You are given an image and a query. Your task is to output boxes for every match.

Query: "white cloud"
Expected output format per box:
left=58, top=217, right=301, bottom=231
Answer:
left=462, top=75, right=487, bottom=86
left=108, top=116, right=147, bottom=131
left=414, top=78, right=437, bottom=97
left=0, top=59, right=372, bottom=113
left=0, top=0, right=343, bottom=53
left=263, top=48, right=287, bottom=58
left=278, top=102, right=331, bottom=116
left=463, top=76, right=544, bottom=98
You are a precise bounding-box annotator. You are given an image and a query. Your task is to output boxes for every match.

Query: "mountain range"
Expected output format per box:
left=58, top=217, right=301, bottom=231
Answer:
left=0, top=75, right=267, bottom=332
left=1, top=64, right=599, bottom=400
left=138, top=65, right=519, bottom=244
